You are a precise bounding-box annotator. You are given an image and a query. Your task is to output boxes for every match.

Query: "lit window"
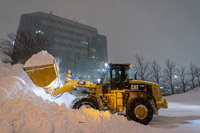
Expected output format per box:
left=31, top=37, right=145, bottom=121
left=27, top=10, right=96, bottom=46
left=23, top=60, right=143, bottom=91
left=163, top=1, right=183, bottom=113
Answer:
left=92, top=48, right=96, bottom=52
left=80, top=40, right=88, bottom=45
left=35, top=30, right=44, bottom=35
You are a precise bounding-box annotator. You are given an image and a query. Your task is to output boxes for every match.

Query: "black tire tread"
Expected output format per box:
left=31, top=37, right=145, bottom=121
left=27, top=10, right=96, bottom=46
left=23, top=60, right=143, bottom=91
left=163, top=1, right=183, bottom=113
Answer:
left=126, top=98, right=154, bottom=125
left=72, top=97, right=99, bottom=110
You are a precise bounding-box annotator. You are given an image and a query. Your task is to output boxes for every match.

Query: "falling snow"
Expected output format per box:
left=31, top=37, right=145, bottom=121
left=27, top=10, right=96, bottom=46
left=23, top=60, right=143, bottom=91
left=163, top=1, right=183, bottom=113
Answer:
left=0, top=51, right=200, bottom=133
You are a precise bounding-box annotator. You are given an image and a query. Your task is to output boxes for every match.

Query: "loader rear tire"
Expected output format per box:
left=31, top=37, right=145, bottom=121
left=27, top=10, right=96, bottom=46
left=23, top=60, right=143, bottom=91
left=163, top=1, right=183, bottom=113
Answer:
left=72, top=97, right=99, bottom=110
left=126, top=98, right=154, bottom=125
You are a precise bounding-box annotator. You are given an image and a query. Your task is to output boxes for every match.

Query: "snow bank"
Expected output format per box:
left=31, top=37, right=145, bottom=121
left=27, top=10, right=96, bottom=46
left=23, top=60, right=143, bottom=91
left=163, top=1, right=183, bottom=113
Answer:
left=159, top=87, right=200, bottom=118
left=24, top=50, right=54, bottom=67
left=165, top=87, right=200, bottom=106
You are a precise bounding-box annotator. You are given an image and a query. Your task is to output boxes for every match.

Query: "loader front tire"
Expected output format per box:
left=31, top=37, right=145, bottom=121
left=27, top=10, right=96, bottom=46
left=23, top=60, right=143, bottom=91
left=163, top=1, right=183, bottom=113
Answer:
left=72, top=97, right=99, bottom=110
left=126, top=98, right=154, bottom=125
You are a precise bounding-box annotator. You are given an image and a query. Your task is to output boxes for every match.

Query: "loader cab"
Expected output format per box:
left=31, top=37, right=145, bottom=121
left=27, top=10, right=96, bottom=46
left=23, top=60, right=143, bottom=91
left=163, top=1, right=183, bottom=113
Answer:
left=103, top=63, right=130, bottom=91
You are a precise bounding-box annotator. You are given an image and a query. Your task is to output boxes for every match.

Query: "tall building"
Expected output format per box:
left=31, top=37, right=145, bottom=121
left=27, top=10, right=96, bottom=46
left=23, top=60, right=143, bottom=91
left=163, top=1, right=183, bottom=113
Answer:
left=17, top=12, right=108, bottom=81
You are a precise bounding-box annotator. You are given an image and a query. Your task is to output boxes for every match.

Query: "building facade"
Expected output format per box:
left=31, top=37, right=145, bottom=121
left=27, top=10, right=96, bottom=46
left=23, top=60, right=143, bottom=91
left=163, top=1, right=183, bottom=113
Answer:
left=17, top=12, right=108, bottom=81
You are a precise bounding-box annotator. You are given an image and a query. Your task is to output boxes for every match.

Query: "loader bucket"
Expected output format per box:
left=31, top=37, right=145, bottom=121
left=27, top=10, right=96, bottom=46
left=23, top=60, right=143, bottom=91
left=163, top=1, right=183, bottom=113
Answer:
left=23, top=59, right=60, bottom=89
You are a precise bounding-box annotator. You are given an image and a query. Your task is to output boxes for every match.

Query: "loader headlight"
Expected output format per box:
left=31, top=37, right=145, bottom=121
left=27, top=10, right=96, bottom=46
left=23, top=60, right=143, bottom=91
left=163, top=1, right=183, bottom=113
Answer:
left=104, top=63, right=110, bottom=69
left=97, top=78, right=101, bottom=83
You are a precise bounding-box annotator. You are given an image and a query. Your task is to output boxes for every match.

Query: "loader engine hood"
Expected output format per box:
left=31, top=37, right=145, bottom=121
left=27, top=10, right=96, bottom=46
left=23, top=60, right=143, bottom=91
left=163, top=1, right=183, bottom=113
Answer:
left=129, top=80, right=168, bottom=109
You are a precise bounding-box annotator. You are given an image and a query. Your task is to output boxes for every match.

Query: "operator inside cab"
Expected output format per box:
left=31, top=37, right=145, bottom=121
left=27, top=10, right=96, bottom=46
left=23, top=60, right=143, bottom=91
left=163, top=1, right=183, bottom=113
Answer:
left=102, top=63, right=130, bottom=92
left=111, top=64, right=129, bottom=90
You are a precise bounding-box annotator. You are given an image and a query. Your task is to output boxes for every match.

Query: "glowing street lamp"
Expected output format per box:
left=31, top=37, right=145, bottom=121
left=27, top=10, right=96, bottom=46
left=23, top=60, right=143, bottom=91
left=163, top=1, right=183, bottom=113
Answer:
left=105, top=63, right=108, bottom=67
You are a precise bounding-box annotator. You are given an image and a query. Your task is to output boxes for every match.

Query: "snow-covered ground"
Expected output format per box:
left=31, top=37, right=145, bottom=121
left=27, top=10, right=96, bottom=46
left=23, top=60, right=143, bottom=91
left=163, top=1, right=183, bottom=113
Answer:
left=151, top=88, right=200, bottom=132
left=0, top=51, right=199, bottom=133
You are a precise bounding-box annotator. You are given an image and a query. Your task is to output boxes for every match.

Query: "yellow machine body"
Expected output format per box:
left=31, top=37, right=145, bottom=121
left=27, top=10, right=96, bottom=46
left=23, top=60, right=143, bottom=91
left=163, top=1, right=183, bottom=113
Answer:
left=51, top=78, right=96, bottom=95
left=24, top=61, right=167, bottom=110
left=129, top=80, right=168, bottom=109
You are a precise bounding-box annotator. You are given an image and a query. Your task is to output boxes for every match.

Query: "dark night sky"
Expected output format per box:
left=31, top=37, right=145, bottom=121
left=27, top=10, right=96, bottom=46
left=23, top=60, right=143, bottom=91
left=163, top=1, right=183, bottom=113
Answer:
left=0, top=0, right=200, bottom=68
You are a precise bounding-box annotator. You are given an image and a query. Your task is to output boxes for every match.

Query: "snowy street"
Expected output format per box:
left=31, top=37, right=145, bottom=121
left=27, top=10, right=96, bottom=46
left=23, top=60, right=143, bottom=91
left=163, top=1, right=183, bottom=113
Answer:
left=151, top=91, right=200, bottom=132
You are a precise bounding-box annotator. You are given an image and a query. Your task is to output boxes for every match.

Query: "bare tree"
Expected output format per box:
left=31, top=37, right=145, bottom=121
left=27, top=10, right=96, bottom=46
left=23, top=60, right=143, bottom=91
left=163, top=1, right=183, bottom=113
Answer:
left=134, top=54, right=150, bottom=80
left=150, top=60, right=162, bottom=84
left=163, top=59, right=177, bottom=94
left=194, top=66, right=200, bottom=86
left=11, top=31, right=48, bottom=64
left=177, top=66, right=187, bottom=93
left=188, top=63, right=196, bottom=89
left=0, top=33, right=15, bottom=62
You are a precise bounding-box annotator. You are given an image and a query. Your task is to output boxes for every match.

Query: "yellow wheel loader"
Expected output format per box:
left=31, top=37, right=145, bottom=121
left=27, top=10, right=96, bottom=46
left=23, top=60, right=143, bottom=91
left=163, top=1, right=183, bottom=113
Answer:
left=24, top=59, right=167, bottom=125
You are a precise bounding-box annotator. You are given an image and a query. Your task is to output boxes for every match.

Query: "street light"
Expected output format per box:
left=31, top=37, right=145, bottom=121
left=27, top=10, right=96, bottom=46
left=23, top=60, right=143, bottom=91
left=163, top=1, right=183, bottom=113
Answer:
left=105, top=63, right=108, bottom=67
